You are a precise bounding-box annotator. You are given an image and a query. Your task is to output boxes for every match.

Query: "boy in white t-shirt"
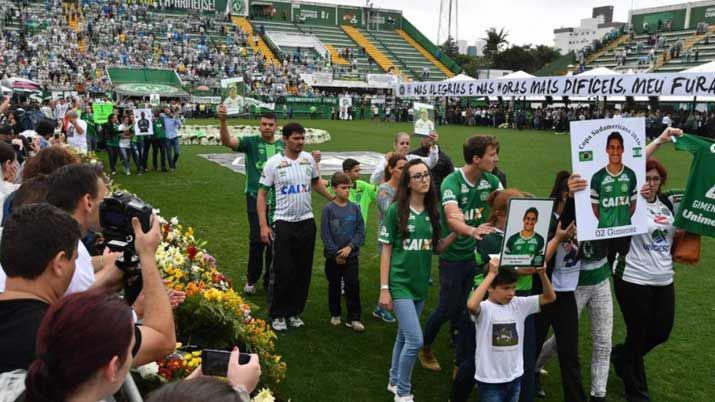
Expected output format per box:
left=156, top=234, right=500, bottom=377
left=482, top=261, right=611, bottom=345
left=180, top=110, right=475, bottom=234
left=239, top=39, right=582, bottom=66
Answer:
left=467, top=259, right=556, bottom=402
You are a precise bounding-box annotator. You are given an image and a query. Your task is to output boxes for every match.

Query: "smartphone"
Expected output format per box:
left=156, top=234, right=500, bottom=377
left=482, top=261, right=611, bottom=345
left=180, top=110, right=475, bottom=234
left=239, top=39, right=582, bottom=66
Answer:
left=201, top=349, right=251, bottom=377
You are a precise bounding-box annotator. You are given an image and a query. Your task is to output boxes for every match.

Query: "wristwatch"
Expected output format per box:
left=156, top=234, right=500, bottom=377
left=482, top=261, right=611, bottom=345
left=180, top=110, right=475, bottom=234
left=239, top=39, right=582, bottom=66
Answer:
left=380, top=284, right=389, bottom=290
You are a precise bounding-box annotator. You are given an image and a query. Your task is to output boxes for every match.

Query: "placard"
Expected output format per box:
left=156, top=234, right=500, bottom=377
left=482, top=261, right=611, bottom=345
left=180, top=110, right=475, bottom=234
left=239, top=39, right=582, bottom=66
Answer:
left=133, top=109, right=154, bottom=136
left=413, top=102, right=435, bottom=136
left=500, top=198, right=554, bottom=268
left=221, top=77, right=244, bottom=115
left=149, top=93, right=160, bottom=106
left=570, top=118, right=647, bottom=241
left=92, top=102, right=114, bottom=124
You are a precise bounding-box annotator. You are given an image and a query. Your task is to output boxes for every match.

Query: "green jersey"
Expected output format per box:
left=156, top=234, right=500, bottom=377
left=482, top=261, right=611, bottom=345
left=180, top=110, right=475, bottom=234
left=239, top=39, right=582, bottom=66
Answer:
left=590, top=165, right=638, bottom=228
left=473, top=230, right=533, bottom=291
left=153, top=118, right=166, bottom=140
left=378, top=203, right=434, bottom=300
left=441, top=169, right=503, bottom=262
left=673, top=134, right=715, bottom=237
left=578, top=239, right=610, bottom=286
left=105, top=123, right=120, bottom=147
left=235, top=135, right=285, bottom=196
left=504, top=232, right=546, bottom=267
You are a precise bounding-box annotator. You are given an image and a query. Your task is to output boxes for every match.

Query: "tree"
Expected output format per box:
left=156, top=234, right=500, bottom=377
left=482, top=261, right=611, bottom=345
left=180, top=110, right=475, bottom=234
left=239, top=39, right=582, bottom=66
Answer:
left=482, top=27, right=509, bottom=57
left=492, top=45, right=536, bottom=72
left=440, top=36, right=459, bottom=59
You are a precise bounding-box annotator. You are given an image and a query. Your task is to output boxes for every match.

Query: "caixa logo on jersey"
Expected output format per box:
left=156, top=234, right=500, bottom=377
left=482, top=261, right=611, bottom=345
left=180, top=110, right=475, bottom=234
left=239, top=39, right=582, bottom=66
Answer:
left=280, top=184, right=310, bottom=195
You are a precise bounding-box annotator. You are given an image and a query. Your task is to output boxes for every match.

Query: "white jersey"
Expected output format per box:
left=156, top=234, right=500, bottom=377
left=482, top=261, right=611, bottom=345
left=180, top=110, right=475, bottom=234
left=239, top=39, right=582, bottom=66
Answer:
left=474, top=295, right=540, bottom=383
left=617, top=198, right=675, bottom=286
left=259, top=151, right=318, bottom=222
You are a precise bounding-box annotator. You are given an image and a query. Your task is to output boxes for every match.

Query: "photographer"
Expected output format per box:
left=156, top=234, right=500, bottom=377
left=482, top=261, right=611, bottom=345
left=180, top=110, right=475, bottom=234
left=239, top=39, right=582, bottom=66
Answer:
left=0, top=203, right=176, bottom=373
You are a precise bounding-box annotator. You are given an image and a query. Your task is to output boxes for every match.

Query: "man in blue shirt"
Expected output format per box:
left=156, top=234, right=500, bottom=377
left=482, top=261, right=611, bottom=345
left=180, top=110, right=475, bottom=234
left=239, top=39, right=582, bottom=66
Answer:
left=161, top=107, right=182, bottom=172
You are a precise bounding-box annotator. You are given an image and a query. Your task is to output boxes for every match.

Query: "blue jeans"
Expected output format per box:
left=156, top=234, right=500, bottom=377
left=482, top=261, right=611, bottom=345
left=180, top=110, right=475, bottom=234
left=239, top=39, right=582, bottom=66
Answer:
left=166, top=137, right=180, bottom=169
left=389, top=298, right=425, bottom=397
left=118, top=146, right=132, bottom=173
left=423, top=259, right=477, bottom=347
left=477, top=377, right=521, bottom=402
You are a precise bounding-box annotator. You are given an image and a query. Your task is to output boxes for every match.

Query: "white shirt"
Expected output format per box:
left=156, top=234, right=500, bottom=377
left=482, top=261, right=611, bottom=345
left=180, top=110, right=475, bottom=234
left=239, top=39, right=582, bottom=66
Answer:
left=370, top=146, right=440, bottom=184
left=66, top=240, right=96, bottom=294
left=474, top=295, right=540, bottom=383
left=662, top=116, right=672, bottom=127
left=620, top=198, right=675, bottom=286
left=259, top=151, right=318, bottom=222
left=552, top=239, right=581, bottom=292
left=66, top=119, right=88, bottom=152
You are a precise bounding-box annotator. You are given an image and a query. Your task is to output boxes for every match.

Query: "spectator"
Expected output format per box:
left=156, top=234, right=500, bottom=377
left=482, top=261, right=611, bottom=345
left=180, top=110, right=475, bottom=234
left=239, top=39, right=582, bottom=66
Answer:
left=65, top=109, right=87, bottom=153
left=409, top=134, right=453, bottom=192
left=161, top=107, right=182, bottom=172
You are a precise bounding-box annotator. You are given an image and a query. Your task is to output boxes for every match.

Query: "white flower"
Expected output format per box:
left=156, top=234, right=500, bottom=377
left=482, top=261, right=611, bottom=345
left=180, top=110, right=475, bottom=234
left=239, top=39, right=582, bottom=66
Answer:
left=170, top=217, right=179, bottom=225
left=252, top=389, right=275, bottom=402
left=136, top=362, right=159, bottom=378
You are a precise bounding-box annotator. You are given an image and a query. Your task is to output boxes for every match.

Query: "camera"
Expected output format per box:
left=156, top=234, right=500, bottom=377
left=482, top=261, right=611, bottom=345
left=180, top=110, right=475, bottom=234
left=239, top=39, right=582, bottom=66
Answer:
left=99, top=191, right=153, bottom=305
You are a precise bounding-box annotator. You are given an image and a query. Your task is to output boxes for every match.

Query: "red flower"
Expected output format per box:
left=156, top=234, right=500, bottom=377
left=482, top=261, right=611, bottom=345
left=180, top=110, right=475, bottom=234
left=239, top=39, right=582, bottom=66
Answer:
left=187, top=246, right=198, bottom=260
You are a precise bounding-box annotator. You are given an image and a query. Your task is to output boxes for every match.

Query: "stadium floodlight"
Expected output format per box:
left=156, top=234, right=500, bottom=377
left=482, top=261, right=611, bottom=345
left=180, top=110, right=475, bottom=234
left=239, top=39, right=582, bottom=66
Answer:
left=437, top=0, right=459, bottom=45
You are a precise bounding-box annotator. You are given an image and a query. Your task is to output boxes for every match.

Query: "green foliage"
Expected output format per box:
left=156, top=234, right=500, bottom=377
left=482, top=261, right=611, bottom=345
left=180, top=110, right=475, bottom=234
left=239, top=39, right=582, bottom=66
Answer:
left=439, top=36, right=459, bottom=60
left=174, top=294, right=239, bottom=349
left=482, top=27, right=509, bottom=57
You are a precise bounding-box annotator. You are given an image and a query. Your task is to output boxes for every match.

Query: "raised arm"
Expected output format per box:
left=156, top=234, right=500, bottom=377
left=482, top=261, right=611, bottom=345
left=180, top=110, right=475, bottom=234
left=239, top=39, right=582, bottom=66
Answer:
left=132, top=215, right=176, bottom=366
left=646, top=127, right=683, bottom=159
left=370, top=156, right=388, bottom=184
left=467, top=258, right=498, bottom=314
left=217, top=105, right=239, bottom=150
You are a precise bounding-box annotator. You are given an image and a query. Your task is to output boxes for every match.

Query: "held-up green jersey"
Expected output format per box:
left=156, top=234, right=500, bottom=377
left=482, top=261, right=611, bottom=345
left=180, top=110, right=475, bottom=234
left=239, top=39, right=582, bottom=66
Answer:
left=504, top=232, right=546, bottom=267
left=235, top=135, right=285, bottom=196
left=474, top=230, right=534, bottom=291
left=441, top=169, right=503, bottom=262
left=673, top=134, right=715, bottom=237
left=378, top=203, right=434, bottom=301
left=590, top=165, right=638, bottom=228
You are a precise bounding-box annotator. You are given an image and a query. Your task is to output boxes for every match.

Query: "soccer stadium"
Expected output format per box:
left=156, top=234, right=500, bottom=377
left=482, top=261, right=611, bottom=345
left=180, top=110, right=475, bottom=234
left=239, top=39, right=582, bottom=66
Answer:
left=0, top=1, right=714, bottom=402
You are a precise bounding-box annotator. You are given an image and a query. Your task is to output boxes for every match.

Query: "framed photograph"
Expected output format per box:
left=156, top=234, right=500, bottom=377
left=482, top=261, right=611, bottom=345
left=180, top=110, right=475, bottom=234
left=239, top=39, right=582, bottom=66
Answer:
left=570, top=117, right=647, bottom=241
left=413, top=102, right=435, bottom=136
left=133, top=109, right=153, bottom=136
left=221, top=77, right=245, bottom=115
left=499, top=198, right=554, bottom=268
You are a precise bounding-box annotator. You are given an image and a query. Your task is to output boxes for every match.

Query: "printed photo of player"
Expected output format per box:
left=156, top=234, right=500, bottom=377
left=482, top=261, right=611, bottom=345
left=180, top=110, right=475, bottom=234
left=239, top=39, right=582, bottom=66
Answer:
left=504, top=207, right=546, bottom=266
left=590, top=131, right=638, bottom=229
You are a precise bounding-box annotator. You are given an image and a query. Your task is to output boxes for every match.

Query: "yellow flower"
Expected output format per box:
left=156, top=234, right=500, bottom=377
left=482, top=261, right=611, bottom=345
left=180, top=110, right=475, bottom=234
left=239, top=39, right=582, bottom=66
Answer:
left=252, top=389, right=275, bottom=402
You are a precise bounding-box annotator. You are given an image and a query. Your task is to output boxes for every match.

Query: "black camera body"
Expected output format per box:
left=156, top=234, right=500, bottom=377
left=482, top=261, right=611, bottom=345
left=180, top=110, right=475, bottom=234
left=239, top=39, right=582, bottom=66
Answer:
left=100, top=191, right=154, bottom=305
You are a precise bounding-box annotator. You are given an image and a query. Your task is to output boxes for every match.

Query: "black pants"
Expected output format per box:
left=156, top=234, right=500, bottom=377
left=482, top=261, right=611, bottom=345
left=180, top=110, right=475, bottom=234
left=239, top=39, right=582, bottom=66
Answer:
left=451, top=310, right=477, bottom=402
left=324, top=256, right=361, bottom=321
left=246, top=195, right=272, bottom=288
left=144, top=138, right=167, bottom=170
left=534, top=291, right=587, bottom=402
left=614, top=278, right=674, bottom=402
left=268, top=219, right=316, bottom=319
left=107, top=146, right=118, bottom=172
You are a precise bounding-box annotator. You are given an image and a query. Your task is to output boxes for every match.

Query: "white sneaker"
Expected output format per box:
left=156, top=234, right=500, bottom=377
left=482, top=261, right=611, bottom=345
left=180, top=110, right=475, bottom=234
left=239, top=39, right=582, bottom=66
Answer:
left=243, top=283, right=255, bottom=295
left=272, top=318, right=287, bottom=331
left=387, top=383, right=397, bottom=395
left=394, top=394, right=414, bottom=402
left=346, top=321, right=365, bottom=332
left=330, top=316, right=341, bottom=326
left=288, top=316, right=304, bottom=328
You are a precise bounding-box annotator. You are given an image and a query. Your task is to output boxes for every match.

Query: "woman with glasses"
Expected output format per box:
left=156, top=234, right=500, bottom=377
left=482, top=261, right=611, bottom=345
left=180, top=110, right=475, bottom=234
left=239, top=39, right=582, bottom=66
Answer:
left=611, top=127, right=683, bottom=402
left=378, top=159, right=456, bottom=402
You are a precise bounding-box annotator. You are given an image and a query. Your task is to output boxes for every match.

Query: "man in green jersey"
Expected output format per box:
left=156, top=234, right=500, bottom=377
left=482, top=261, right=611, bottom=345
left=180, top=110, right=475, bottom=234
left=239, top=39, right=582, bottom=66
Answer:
left=504, top=207, right=546, bottom=267
left=148, top=110, right=167, bottom=172
left=590, top=132, right=638, bottom=229
left=420, top=135, right=501, bottom=372
left=341, top=158, right=377, bottom=223
left=218, top=104, right=285, bottom=295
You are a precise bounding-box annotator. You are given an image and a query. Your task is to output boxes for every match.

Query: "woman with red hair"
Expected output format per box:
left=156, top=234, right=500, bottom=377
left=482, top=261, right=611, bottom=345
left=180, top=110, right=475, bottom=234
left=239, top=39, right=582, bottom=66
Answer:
left=611, top=127, right=684, bottom=402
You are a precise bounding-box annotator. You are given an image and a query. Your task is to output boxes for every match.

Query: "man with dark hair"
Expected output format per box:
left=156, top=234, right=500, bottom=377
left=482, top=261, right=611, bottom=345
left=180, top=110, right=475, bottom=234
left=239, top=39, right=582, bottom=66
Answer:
left=0, top=203, right=177, bottom=373
left=420, top=135, right=501, bottom=372
left=258, top=122, right=334, bottom=331
left=35, top=119, right=56, bottom=149
left=218, top=105, right=285, bottom=295
left=45, top=164, right=121, bottom=293
left=590, top=132, right=638, bottom=229
left=0, top=203, right=80, bottom=372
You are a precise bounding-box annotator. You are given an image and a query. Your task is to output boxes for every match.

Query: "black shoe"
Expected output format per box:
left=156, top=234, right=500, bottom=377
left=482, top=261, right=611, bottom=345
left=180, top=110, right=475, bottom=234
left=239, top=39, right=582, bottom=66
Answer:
left=535, top=373, right=546, bottom=399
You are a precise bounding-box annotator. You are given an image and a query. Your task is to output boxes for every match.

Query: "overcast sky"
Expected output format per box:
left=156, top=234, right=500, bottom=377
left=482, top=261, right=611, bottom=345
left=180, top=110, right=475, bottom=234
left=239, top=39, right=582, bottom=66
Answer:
left=339, top=0, right=693, bottom=47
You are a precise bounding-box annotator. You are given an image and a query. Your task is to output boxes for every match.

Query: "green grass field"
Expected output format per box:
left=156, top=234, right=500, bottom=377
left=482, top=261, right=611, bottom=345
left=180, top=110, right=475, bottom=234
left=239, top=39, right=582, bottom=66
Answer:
left=105, top=119, right=715, bottom=402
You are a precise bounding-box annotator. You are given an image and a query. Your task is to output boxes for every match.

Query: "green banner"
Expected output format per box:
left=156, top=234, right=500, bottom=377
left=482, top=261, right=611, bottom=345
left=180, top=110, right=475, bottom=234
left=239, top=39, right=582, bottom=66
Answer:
left=92, top=102, right=114, bottom=124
